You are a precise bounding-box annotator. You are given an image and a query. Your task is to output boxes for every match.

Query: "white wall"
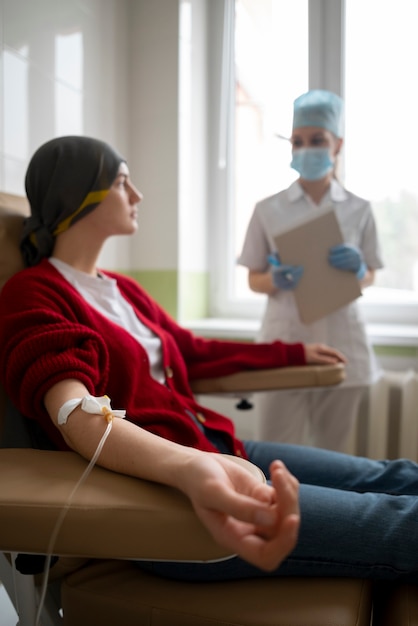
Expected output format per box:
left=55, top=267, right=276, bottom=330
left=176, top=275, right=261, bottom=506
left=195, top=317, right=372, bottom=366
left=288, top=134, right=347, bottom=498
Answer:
left=0, top=0, right=130, bottom=188
left=128, top=0, right=181, bottom=272
left=0, top=0, right=132, bottom=268
left=128, top=0, right=209, bottom=304
left=0, top=0, right=210, bottom=279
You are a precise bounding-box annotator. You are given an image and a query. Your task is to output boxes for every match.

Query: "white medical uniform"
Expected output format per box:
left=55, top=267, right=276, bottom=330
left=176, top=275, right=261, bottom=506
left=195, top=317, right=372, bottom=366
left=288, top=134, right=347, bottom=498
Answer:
left=238, top=179, right=384, bottom=451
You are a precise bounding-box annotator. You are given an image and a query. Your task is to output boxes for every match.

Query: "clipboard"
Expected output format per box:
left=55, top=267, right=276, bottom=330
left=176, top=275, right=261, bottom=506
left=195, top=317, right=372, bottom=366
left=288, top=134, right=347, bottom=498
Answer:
left=273, top=206, right=362, bottom=324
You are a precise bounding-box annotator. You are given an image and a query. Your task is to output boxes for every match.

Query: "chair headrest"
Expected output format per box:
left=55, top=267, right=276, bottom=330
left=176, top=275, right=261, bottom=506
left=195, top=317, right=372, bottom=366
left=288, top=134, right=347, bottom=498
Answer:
left=0, top=193, right=30, bottom=439
left=0, top=192, right=29, bottom=290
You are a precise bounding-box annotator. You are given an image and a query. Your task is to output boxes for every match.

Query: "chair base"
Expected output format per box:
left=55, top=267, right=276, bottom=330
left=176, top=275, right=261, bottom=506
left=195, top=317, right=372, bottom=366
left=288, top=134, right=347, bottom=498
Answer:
left=373, top=581, right=418, bottom=626
left=62, top=560, right=373, bottom=626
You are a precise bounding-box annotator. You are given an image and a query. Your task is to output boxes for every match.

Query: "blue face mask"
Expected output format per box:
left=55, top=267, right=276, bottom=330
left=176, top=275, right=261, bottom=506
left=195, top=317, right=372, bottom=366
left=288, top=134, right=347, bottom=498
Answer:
left=290, top=147, right=333, bottom=181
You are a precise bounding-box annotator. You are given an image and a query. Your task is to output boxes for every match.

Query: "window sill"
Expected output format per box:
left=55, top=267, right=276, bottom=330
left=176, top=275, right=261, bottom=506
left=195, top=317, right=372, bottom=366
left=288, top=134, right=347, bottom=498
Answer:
left=184, top=318, right=418, bottom=348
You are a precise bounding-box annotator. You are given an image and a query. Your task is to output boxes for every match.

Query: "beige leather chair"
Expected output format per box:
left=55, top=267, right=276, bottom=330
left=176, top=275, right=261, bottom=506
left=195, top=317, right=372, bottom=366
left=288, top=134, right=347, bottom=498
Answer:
left=0, top=193, right=374, bottom=626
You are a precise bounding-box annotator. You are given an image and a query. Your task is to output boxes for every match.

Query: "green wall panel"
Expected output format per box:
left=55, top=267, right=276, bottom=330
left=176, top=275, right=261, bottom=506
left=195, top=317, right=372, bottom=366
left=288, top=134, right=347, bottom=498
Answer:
left=180, top=271, right=209, bottom=320
left=125, top=270, right=178, bottom=319
left=373, top=345, right=418, bottom=358
left=119, top=269, right=209, bottom=321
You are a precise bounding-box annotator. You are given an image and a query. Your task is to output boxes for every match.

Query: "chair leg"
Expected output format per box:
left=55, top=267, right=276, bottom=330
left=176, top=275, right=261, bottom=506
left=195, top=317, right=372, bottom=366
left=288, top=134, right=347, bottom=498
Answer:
left=0, top=551, right=19, bottom=613
left=10, top=553, right=38, bottom=626
left=37, top=579, right=63, bottom=626
left=1, top=552, right=62, bottom=626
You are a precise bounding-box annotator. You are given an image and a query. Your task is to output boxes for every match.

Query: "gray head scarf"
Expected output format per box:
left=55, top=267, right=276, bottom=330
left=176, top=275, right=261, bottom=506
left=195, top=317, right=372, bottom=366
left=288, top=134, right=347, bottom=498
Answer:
left=21, top=135, right=125, bottom=266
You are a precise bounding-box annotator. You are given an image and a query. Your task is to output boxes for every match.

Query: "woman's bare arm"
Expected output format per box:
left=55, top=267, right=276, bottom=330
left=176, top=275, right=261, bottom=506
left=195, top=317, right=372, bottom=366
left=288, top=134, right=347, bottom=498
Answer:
left=44, top=379, right=300, bottom=571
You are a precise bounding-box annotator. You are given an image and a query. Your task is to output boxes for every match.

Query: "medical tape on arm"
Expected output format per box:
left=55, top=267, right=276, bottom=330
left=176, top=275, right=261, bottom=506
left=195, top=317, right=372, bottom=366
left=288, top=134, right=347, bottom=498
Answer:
left=58, top=394, right=126, bottom=425
left=35, top=395, right=125, bottom=626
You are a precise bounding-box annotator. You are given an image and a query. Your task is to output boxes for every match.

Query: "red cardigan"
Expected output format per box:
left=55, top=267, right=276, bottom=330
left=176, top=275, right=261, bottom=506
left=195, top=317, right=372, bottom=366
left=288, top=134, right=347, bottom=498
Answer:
left=0, top=259, right=306, bottom=457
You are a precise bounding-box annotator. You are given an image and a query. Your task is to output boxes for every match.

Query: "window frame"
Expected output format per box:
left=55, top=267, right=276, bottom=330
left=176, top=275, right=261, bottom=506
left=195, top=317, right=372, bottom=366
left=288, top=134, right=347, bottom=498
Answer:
left=206, top=0, right=418, bottom=327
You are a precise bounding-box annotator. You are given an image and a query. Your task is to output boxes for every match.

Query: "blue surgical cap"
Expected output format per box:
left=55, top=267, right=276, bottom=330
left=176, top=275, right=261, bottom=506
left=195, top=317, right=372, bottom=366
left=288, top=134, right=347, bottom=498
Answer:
left=292, top=89, right=344, bottom=138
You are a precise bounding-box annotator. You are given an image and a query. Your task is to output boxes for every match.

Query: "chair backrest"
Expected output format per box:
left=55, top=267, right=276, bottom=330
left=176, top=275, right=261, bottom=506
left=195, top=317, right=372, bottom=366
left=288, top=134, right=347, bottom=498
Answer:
left=0, top=193, right=28, bottom=441
left=0, top=192, right=28, bottom=289
left=0, top=193, right=55, bottom=449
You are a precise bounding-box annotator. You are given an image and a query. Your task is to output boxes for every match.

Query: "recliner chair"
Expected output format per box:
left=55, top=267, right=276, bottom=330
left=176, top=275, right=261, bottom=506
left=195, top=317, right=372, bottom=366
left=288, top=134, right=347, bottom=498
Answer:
left=0, top=192, right=375, bottom=626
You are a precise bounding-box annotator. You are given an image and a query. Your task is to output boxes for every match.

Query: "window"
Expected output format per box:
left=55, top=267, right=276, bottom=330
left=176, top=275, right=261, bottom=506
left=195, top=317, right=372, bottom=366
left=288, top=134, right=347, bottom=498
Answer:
left=233, top=0, right=308, bottom=303
left=209, top=0, right=308, bottom=318
left=344, top=0, right=418, bottom=323
left=55, top=31, right=83, bottom=135
left=209, top=0, right=418, bottom=325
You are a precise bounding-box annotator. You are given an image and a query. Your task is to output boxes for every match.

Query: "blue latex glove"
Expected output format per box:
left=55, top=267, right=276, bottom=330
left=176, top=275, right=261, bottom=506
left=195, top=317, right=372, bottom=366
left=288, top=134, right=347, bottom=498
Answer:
left=268, top=254, right=304, bottom=291
left=328, top=244, right=367, bottom=280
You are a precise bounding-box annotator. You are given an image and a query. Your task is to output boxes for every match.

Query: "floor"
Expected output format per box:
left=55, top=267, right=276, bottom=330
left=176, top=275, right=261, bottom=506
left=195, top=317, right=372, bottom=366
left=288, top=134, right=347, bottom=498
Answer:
left=0, top=583, right=18, bottom=625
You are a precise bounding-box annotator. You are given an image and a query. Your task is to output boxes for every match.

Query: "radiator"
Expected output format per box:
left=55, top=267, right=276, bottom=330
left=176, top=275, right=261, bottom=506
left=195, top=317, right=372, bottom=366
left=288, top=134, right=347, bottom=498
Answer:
left=348, top=370, right=418, bottom=461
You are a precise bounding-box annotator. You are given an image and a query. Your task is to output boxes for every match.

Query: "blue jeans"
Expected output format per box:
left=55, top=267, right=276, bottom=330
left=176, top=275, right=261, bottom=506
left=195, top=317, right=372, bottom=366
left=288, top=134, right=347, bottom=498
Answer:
left=137, top=441, right=418, bottom=582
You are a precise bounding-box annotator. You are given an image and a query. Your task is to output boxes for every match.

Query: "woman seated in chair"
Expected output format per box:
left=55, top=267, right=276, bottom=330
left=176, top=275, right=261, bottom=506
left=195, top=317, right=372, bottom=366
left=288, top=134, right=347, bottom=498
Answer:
left=0, top=135, right=417, bottom=583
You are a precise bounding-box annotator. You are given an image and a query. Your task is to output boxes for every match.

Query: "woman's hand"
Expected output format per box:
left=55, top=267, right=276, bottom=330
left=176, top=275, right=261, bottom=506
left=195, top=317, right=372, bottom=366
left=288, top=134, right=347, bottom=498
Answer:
left=304, top=342, right=347, bottom=365
left=178, top=454, right=300, bottom=572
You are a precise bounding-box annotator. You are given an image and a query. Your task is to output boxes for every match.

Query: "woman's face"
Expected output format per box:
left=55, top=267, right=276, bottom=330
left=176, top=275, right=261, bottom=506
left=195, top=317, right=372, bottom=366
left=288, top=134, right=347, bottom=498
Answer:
left=290, top=127, right=342, bottom=157
left=83, top=162, right=143, bottom=237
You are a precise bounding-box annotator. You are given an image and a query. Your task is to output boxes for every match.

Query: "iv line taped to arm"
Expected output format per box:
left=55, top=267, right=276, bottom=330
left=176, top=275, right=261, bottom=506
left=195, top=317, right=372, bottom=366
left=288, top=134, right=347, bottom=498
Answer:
left=35, top=395, right=125, bottom=626
left=58, top=394, right=126, bottom=425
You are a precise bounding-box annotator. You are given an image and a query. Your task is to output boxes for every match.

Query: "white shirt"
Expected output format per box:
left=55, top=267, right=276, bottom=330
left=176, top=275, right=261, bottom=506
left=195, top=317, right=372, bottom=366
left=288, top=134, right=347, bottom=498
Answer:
left=49, top=258, right=165, bottom=383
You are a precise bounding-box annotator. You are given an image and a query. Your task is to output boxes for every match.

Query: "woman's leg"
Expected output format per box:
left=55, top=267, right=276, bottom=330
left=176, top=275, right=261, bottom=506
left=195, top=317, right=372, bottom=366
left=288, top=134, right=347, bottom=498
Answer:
left=137, top=443, right=418, bottom=582
left=244, top=440, right=418, bottom=495
left=280, top=483, right=418, bottom=580
left=137, top=482, right=418, bottom=582
left=246, top=441, right=418, bottom=578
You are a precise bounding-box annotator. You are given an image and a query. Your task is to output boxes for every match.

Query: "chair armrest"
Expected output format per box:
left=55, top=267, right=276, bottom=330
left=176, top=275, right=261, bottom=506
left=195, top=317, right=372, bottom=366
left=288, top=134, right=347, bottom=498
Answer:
left=0, top=449, right=262, bottom=562
left=190, top=363, right=345, bottom=395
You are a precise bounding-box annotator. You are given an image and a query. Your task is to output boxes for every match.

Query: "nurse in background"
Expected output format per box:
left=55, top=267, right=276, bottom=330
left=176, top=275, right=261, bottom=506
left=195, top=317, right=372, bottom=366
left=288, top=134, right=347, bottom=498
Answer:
left=238, top=89, right=383, bottom=452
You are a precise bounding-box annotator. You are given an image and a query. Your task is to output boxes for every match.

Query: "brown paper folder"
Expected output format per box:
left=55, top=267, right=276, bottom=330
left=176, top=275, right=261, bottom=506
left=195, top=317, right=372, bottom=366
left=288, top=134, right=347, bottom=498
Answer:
left=273, top=207, right=361, bottom=324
